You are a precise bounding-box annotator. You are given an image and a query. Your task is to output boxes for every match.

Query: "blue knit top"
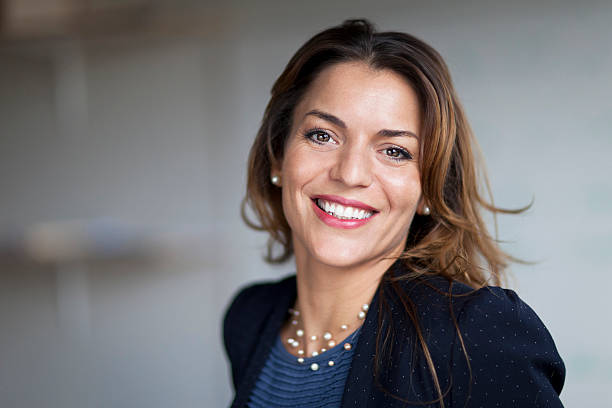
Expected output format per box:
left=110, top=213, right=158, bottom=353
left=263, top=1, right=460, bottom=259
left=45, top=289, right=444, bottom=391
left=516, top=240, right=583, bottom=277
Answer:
left=247, top=326, right=362, bottom=407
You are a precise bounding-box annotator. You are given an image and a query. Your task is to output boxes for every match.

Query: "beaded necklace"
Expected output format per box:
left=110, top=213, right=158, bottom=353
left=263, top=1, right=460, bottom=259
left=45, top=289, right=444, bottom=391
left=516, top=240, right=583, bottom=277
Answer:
left=284, top=303, right=370, bottom=371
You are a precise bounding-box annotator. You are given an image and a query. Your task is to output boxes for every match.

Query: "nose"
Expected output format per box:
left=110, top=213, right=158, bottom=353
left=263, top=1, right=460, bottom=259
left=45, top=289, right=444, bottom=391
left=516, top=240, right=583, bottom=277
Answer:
left=329, top=140, right=373, bottom=187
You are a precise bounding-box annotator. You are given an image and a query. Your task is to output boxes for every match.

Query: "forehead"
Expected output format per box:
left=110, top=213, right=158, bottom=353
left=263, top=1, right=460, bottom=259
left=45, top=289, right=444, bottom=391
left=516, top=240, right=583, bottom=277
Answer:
left=293, top=61, right=421, bottom=130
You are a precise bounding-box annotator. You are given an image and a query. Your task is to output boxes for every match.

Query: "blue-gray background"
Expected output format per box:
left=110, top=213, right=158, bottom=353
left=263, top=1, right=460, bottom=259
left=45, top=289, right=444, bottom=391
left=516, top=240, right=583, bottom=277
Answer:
left=0, top=0, right=610, bottom=406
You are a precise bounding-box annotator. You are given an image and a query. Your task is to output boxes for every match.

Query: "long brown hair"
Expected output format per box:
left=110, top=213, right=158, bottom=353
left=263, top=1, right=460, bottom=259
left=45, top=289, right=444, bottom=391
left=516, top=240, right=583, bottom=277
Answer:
left=241, top=19, right=527, bottom=406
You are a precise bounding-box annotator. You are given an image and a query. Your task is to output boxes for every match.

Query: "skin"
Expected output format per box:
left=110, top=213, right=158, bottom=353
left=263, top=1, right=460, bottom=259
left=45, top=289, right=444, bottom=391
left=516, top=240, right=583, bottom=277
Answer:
left=275, top=62, right=428, bottom=356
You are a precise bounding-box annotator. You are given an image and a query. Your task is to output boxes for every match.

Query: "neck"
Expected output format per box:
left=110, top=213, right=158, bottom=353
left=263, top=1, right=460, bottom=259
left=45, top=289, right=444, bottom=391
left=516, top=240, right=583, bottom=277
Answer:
left=288, top=249, right=398, bottom=355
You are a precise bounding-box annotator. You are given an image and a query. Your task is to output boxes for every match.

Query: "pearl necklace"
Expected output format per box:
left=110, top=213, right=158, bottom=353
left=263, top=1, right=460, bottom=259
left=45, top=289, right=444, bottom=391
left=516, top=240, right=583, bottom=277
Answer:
left=285, top=303, right=369, bottom=371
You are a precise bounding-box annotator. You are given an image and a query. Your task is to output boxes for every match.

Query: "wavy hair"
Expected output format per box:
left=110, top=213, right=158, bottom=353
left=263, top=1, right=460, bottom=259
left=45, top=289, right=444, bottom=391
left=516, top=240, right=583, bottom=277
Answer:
left=241, top=19, right=527, bottom=406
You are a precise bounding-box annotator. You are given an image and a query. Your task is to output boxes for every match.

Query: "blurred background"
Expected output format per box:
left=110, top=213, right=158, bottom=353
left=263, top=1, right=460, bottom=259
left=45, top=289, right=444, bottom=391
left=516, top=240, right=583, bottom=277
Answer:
left=0, top=0, right=610, bottom=406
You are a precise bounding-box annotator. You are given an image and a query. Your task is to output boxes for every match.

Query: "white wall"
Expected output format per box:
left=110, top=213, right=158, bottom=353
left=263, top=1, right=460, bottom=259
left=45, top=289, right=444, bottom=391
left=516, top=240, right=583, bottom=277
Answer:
left=0, top=1, right=610, bottom=406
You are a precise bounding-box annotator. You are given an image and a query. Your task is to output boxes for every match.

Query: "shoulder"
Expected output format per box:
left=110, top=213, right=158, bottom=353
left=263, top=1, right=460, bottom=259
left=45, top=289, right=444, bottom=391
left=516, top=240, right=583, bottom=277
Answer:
left=455, top=284, right=564, bottom=369
left=456, top=285, right=556, bottom=340
left=223, top=275, right=295, bottom=321
left=391, top=274, right=563, bottom=358
left=380, top=274, right=565, bottom=406
left=223, top=274, right=295, bottom=344
left=451, top=285, right=566, bottom=406
left=222, top=274, right=296, bottom=388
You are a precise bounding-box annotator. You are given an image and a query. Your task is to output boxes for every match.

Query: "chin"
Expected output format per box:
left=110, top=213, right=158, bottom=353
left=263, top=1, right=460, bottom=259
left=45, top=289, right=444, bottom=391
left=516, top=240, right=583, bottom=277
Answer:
left=309, top=244, right=371, bottom=269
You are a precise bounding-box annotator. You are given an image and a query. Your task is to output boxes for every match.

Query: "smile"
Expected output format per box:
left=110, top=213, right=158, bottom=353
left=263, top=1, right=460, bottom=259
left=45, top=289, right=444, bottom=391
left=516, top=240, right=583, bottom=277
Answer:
left=310, top=195, right=379, bottom=229
left=315, top=198, right=374, bottom=220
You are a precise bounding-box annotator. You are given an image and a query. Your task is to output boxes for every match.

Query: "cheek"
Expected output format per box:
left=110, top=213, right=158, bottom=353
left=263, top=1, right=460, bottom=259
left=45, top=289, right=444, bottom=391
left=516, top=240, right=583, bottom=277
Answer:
left=280, top=147, right=323, bottom=222
left=282, top=145, right=327, bottom=188
left=383, top=168, right=422, bottom=210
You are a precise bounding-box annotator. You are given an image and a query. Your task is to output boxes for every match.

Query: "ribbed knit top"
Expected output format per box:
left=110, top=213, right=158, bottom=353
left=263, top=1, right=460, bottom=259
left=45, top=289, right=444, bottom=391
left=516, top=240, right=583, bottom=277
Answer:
left=247, top=326, right=361, bottom=407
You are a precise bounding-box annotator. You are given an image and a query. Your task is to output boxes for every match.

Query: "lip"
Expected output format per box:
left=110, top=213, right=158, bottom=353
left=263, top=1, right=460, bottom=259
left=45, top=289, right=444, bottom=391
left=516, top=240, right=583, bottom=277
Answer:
left=311, top=194, right=378, bottom=212
left=311, top=199, right=378, bottom=229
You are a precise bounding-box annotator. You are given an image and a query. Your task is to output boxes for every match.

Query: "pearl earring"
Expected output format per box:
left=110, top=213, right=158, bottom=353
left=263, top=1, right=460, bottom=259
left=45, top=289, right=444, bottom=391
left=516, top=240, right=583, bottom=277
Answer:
left=423, top=206, right=431, bottom=216
left=271, top=175, right=280, bottom=186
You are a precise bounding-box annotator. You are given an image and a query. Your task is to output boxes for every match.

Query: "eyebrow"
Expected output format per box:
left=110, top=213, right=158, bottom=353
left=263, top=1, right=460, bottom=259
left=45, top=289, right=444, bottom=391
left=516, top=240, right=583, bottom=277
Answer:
left=304, top=109, right=418, bottom=140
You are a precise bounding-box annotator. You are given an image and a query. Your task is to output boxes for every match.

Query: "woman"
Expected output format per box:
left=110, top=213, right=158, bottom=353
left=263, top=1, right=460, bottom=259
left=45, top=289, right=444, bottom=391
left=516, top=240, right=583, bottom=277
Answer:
left=223, top=19, right=565, bottom=407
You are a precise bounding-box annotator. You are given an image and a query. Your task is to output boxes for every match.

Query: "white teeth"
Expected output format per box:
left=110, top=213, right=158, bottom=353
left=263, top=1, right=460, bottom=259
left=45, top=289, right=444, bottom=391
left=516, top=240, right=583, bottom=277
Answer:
left=335, top=203, right=346, bottom=217
left=316, top=198, right=374, bottom=220
left=344, top=207, right=353, bottom=218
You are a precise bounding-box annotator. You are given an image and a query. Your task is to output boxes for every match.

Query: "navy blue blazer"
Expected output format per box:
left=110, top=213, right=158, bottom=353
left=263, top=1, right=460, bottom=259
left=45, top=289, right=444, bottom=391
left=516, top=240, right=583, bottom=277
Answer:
left=223, top=261, right=565, bottom=407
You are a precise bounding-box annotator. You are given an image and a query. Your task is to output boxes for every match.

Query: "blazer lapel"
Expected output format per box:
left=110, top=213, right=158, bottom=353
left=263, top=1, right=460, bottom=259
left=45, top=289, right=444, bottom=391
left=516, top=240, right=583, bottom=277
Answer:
left=341, top=259, right=412, bottom=407
left=340, top=278, right=384, bottom=407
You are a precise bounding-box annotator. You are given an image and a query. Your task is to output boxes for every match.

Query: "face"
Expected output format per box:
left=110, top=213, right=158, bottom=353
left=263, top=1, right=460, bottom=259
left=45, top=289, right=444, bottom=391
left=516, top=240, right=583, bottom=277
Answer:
left=277, top=61, right=425, bottom=269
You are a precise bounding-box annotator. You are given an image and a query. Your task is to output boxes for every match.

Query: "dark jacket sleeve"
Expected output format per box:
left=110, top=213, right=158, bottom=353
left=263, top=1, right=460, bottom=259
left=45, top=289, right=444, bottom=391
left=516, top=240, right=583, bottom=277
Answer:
left=222, top=283, right=268, bottom=391
left=223, top=278, right=289, bottom=392
left=450, top=286, right=566, bottom=407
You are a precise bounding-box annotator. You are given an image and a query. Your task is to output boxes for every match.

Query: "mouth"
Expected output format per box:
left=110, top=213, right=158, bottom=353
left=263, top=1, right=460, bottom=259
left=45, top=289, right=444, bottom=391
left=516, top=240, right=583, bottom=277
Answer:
left=311, top=196, right=378, bottom=220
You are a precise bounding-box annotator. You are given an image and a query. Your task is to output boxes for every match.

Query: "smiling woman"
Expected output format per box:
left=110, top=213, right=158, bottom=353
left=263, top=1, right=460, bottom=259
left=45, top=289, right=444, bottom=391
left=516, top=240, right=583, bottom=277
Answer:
left=223, top=19, right=565, bottom=408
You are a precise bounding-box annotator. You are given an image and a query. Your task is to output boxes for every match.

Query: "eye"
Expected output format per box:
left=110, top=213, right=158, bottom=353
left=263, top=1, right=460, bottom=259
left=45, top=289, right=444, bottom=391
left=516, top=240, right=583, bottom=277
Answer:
left=383, top=146, right=413, bottom=162
left=304, top=129, right=336, bottom=145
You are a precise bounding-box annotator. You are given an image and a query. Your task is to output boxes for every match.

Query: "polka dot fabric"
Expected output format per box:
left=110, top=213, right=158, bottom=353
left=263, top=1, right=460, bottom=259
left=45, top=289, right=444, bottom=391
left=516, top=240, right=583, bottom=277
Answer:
left=450, top=286, right=565, bottom=407
left=223, top=260, right=565, bottom=407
